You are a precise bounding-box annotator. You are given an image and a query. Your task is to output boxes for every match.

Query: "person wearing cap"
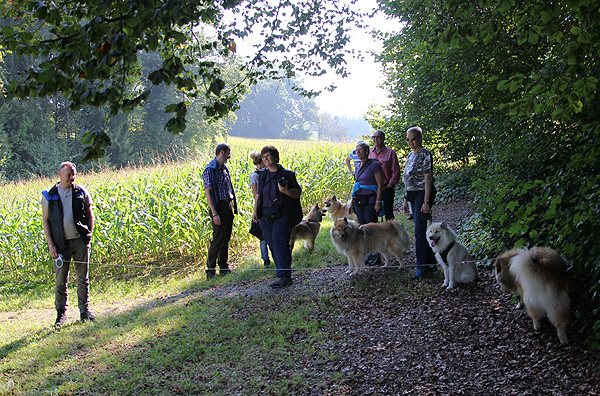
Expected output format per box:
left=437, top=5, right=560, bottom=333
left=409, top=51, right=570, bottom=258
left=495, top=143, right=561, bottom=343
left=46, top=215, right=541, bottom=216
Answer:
left=42, top=161, right=95, bottom=327
left=369, top=130, right=401, bottom=221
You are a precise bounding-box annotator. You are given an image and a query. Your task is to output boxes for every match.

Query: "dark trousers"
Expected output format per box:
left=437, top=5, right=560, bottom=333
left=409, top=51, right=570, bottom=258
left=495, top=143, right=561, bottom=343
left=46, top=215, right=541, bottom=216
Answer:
left=382, top=186, right=395, bottom=221
left=412, top=190, right=436, bottom=270
left=207, top=200, right=234, bottom=274
left=354, top=200, right=378, bottom=225
left=55, top=237, right=90, bottom=313
left=260, top=212, right=292, bottom=278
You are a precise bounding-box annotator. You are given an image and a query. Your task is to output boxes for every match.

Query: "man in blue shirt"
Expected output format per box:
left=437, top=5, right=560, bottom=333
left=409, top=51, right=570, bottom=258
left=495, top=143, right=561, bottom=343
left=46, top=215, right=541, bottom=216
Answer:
left=202, top=143, right=238, bottom=279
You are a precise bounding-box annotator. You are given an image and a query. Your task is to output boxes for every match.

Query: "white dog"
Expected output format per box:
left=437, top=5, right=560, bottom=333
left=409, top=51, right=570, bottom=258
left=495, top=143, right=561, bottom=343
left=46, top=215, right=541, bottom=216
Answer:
left=426, top=220, right=478, bottom=289
left=494, top=247, right=571, bottom=345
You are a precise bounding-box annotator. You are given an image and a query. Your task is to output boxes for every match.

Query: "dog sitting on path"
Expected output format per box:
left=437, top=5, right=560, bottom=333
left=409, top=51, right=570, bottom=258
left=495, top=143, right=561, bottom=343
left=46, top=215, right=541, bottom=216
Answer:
left=494, top=246, right=571, bottom=345
left=426, top=220, right=478, bottom=289
left=290, top=203, right=324, bottom=252
left=323, top=195, right=358, bottom=223
left=330, top=217, right=410, bottom=276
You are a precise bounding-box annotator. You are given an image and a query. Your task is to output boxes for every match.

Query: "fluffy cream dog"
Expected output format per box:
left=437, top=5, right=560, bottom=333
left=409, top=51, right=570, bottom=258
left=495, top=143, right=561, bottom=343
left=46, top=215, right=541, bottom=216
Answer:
left=426, top=220, right=478, bottom=289
left=330, top=217, right=410, bottom=275
left=323, top=195, right=358, bottom=223
left=494, top=246, right=571, bottom=345
left=289, top=203, right=324, bottom=252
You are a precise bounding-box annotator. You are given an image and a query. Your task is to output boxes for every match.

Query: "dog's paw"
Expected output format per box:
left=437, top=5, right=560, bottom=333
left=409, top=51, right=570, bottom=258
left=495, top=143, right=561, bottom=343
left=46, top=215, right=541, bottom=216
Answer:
left=446, top=284, right=455, bottom=290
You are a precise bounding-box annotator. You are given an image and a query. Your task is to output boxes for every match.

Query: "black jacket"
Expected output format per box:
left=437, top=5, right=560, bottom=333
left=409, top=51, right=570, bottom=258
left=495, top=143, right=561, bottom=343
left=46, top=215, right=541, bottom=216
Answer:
left=42, top=184, right=92, bottom=254
left=256, top=165, right=303, bottom=229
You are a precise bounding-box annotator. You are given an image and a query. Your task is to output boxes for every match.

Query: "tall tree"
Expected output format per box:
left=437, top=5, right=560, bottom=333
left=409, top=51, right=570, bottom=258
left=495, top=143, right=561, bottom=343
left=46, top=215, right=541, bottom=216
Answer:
left=376, top=0, right=600, bottom=337
left=0, top=0, right=363, bottom=160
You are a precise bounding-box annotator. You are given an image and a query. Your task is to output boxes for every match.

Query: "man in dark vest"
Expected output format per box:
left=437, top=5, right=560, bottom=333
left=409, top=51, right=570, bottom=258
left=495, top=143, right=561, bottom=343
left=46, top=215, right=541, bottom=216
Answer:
left=42, top=161, right=95, bottom=327
left=202, top=143, right=238, bottom=279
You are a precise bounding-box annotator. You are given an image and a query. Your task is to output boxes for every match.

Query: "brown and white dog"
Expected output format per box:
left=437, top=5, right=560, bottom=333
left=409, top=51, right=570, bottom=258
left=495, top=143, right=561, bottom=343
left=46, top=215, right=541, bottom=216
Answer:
left=330, top=217, right=410, bottom=276
left=494, top=246, right=571, bottom=344
left=323, top=195, right=358, bottom=223
left=290, top=203, right=324, bottom=252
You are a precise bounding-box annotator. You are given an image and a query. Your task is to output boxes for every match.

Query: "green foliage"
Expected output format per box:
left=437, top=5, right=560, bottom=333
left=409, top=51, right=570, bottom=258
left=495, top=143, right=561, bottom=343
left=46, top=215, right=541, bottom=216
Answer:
left=376, top=0, right=600, bottom=345
left=0, top=137, right=353, bottom=293
left=0, top=0, right=362, bottom=159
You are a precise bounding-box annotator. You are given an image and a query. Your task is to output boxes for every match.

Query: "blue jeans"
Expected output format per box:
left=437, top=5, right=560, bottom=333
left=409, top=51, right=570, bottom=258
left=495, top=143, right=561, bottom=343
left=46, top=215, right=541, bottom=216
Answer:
left=260, top=212, right=292, bottom=278
left=412, top=190, right=436, bottom=271
left=260, top=240, right=271, bottom=261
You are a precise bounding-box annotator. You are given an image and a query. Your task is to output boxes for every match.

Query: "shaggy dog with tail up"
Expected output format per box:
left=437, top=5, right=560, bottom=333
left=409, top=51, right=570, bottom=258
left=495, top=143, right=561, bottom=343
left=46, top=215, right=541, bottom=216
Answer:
left=494, top=246, right=571, bottom=345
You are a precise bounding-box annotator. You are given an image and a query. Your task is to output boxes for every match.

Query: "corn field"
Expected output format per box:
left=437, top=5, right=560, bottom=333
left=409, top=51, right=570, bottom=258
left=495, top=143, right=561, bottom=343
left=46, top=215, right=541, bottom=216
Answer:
left=0, top=137, right=355, bottom=285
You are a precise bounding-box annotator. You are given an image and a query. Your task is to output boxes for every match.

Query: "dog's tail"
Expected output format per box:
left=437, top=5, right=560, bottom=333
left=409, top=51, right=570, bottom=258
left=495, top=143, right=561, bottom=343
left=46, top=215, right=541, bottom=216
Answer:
left=527, top=246, right=567, bottom=278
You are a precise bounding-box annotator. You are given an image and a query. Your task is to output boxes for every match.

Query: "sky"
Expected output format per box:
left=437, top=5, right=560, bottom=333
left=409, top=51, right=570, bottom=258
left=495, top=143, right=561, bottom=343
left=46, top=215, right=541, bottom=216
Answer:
left=303, top=8, right=399, bottom=119
left=233, top=1, right=400, bottom=120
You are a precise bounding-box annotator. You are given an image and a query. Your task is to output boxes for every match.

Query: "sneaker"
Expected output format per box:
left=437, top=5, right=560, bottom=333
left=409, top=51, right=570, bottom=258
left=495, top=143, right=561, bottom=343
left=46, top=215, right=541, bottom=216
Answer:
left=206, top=270, right=216, bottom=280
left=263, top=258, right=271, bottom=267
left=80, top=311, right=95, bottom=322
left=270, top=276, right=293, bottom=289
left=219, top=268, right=231, bottom=277
left=55, top=309, right=67, bottom=327
left=412, top=269, right=427, bottom=280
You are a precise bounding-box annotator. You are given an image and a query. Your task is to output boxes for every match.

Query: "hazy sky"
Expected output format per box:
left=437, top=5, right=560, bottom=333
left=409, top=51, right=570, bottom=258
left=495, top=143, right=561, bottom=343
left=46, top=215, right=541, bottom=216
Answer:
left=303, top=3, right=399, bottom=119
left=232, top=1, right=399, bottom=119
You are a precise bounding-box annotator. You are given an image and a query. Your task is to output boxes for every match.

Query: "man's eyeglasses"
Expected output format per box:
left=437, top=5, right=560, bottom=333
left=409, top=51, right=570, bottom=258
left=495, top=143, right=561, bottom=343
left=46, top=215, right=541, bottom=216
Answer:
left=406, top=137, right=417, bottom=142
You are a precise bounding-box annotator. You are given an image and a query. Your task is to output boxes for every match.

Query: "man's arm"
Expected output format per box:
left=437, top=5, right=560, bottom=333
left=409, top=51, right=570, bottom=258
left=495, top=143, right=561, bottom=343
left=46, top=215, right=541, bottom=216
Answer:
left=204, top=186, right=221, bottom=225
left=42, top=204, right=58, bottom=259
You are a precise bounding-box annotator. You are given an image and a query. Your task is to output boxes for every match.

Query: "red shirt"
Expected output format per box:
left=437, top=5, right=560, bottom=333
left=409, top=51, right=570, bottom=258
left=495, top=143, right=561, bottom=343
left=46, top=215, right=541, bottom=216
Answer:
left=369, top=146, right=401, bottom=186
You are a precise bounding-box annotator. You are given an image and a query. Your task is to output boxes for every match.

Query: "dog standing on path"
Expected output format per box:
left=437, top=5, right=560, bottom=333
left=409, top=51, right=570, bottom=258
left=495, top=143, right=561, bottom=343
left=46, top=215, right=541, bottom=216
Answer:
left=426, top=220, right=478, bottom=289
left=494, top=246, right=571, bottom=345
left=330, top=217, right=410, bottom=275
left=290, top=203, right=324, bottom=252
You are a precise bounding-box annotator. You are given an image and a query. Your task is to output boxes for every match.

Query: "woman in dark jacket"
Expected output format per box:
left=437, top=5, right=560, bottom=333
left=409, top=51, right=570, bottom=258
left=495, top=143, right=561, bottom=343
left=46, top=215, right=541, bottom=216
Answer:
left=253, top=145, right=302, bottom=289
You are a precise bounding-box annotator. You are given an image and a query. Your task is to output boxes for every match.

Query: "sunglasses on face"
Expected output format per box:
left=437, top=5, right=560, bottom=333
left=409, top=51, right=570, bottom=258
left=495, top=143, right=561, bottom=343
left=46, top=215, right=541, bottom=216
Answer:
left=406, top=137, right=417, bottom=142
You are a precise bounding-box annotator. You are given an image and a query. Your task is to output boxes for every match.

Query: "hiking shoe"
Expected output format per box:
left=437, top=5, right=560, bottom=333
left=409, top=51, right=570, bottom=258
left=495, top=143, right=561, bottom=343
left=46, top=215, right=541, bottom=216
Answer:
left=263, top=258, right=271, bottom=267
left=365, top=253, right=382, bottom=266
left=412, top=269, right=427, bottom=280
left=270, top=276, right=293, bottom=289
left=80, top=311, right=95, bottom=322
left=219, top=268, right=231, bottom=277
left=206, top=270, right=216, bottom=280
left=55, top=310, right=67, bottom=327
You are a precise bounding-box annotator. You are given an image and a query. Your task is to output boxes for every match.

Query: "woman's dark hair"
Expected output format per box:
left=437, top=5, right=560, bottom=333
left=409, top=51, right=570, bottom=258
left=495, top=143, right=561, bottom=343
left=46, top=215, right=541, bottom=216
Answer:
left=356, top=141, right=370, bottom=153
left=261, top=145, right=279, bottom=164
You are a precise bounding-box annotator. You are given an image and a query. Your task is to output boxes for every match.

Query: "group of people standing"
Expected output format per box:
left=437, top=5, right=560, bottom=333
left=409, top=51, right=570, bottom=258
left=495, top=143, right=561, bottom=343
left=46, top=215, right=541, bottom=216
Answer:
left=42, top=127, right=436, bottom=326
left=203, top=143, right=302, bottom=289
left=348, top=127, right=436, bottom=279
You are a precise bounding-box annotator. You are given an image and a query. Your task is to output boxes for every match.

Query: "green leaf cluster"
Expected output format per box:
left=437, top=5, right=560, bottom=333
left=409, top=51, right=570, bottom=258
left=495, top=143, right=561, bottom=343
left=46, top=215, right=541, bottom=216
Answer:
left=374, top=0, right=600, bottom=345
left=0, top=0, right=362, bottom=160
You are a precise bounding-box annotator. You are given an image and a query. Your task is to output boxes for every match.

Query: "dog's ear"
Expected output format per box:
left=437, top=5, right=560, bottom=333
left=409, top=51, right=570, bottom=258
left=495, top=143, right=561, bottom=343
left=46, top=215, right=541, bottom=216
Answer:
left=332, top=194, right=337, bottom=200
left=427, top=220, right=432, bottom=228
left=441, top=221, right=447, bottom=229
left=343, top=216, right=348, bottom=224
